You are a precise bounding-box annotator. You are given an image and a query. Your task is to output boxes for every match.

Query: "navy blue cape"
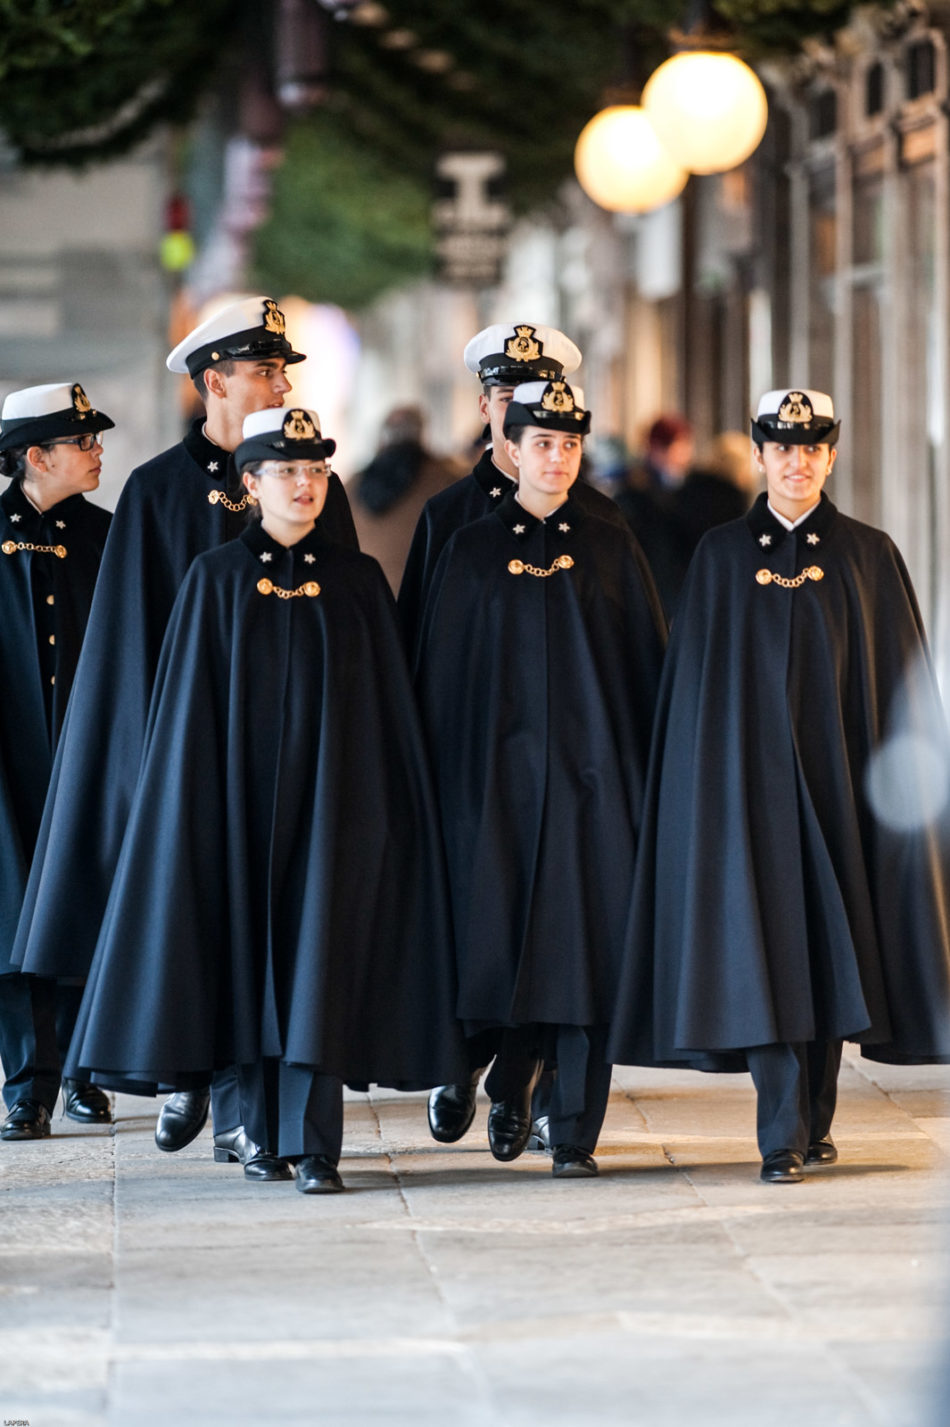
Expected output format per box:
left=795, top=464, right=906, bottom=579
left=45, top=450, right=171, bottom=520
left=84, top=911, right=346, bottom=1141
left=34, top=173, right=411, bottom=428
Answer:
left=0, top=481, right=111, bottom=973
left=415, top=488, right=666, bottom=1028
left=608, top=493, right=950, bottom=1069
left=67, top=523, right=467, bottom=1091
left=13, top=421, right=356, bottom=980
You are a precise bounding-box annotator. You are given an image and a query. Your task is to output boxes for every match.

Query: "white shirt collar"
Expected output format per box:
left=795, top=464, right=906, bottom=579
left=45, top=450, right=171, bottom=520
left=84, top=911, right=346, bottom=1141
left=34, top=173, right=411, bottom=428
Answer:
left=768, top=499, right=820, bottom=532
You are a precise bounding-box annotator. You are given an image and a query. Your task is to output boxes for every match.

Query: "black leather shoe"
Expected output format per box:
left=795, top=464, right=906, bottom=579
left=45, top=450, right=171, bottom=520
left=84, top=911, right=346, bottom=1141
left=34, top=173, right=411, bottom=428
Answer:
left=526, top=1115, right=551, bottom=1152
left=760, top=1149, right=805, bottom=1183
left=552, top=1144, right=598, bottom=1178
left=62, top=1079, right=112, bottom=1124
left=1, top=1100, right=52, bottom=1140
left=244, top=1151, right=293, bottom=1182
left=212, top=1125, right=292, bottom=1180
left=295, top=1154, right=344, bottom=1194
left=805, top=1137, right=838, bottom=1165
left=488, top=1095, right=534, bottom=1162
left=427, top=1077, right=479, bottom=1143
left=154, top=1089, right=210, bottom=1152
left=212, top=1125, right=255, bottom=1164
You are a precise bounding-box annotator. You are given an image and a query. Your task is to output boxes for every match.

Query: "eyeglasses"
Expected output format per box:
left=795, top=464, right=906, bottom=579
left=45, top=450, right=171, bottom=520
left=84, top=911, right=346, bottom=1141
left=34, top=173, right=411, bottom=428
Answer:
left=46, top=433, right=102, bottom=452
left=260, top=463, right=331, bottom=481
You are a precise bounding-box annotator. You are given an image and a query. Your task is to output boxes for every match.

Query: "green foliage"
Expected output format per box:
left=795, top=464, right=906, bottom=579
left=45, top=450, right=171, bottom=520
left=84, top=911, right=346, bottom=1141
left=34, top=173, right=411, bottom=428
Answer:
left=249, top=114, right=434, bottom=310
left=0, top=0, right=235, bottom=165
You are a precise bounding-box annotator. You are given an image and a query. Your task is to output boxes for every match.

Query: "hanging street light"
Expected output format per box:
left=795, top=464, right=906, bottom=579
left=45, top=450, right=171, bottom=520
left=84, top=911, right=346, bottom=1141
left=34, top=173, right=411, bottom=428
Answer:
left=574, top=103, right=688, bottom=215
left=642, top=49, right=768, bottom=175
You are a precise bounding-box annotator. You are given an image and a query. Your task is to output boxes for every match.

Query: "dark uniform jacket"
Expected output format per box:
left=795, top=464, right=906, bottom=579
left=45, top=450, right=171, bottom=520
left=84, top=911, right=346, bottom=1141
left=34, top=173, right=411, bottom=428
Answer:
left=0, top=481, right=111, bottom=974
left=12, top=420, right=356, bottom=981
left=67, top=523, right=467, bottom=1092
left=609, top=492, right=950, bottom=1069
left=415, top=487, right=666, bottom=1030
left=398, top=448, right=630, bottom=655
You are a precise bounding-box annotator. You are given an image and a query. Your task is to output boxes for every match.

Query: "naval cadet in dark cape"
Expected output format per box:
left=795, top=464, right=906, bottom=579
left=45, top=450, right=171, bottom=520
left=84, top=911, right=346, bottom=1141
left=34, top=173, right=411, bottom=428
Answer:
left=66, top=408, right=467, bottom=1193
left=403, top=323, right=637, bottom=1152
left=415, top=380, right=666, bottom=1177
left=608, top=388, right=950, bottom=1184
left=0, top=383, right=113, bottom=1140
left=12, top=298, right=357, bottom=1178
left=398, top=321, right=629, bottom=657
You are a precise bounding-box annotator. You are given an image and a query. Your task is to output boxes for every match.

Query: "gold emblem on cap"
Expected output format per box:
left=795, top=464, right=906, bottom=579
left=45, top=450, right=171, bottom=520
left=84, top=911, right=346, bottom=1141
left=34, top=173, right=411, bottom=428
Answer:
left=263, top=300, right=286, bottom=337
left=505, top=325, right=541, bottom=363
left=777, top=391, right=813, bottom=425
left=541, top=381, right=574, bottom=414
left=72, top=384, right=92, bottom=419
left=283, top=409, right=317, bottom=442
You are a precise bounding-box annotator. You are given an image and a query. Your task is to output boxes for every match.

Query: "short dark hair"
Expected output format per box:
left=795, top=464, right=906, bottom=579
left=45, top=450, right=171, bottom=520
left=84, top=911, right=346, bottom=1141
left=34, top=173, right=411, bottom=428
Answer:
left=0, top=444, right=28, bottom=481
left=191, top=357, right=239, bottom=402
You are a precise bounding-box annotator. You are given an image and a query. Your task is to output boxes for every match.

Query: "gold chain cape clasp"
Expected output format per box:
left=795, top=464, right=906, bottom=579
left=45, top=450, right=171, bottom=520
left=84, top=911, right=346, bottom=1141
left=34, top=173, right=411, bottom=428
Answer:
left=208, top=489, right=251, bottom=513
left=257, top=577, right=320, bottom=600
left=755, top=565, right=824, bottom=589
left=2, top=539, right=66, bottom=559
left=508, top=554, right=575, bottom=578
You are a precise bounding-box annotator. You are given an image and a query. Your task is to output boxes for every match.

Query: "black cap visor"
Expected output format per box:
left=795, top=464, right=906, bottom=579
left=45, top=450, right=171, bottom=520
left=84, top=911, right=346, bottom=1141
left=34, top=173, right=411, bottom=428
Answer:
left=235, top=435, right=336, bottom=471
left=503, top=400, right=591, bottom=436
left=186, top=327, right=307, bottom=378
left=0, top=408, right=115, bottom=453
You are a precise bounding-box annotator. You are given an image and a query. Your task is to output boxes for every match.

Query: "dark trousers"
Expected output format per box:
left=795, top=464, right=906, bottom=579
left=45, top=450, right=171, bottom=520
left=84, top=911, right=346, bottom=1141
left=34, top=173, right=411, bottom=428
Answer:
left=746, top=1039, right=843, bottom=1158
left=0, top=974, right=90, bottom=1113
left=237, top=1060, right=343, bottom=1163
left=484, top=1024, right=613, bottom=1152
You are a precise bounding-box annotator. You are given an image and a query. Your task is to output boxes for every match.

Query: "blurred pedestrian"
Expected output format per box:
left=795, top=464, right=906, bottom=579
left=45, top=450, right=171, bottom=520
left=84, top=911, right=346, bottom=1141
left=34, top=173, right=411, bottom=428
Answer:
left=350, top=404, right=459, bottom=595
left=0, top=383, right=113, bottom=1140
left=615, top=413, right=694, bottom=617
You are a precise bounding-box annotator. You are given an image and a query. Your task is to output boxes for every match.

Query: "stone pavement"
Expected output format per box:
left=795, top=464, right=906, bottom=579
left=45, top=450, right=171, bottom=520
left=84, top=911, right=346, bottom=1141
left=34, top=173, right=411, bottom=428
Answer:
left=2, top=1047, right=949, bottom=1427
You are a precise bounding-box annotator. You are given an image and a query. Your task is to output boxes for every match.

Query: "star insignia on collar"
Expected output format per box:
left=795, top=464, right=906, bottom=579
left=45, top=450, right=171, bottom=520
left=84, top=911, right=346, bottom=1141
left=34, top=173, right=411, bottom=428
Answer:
left=55, top=520, right=66, bottom=529
left=208, top=461, right=219, bottom=473
left=490, top=487, right=502, bottom=498
left=259, top=551, right=272, bottom=563
left=558, top=523, right=570, bottom=533
left=303, top=553, right=315, bottom=564
left=806, top=532, right=820, bottom=545
left=758, top=533, right=772, bottom=547
left=513, top=523, right=526, bottom=535
left=9, top=513, right=20, bottom=523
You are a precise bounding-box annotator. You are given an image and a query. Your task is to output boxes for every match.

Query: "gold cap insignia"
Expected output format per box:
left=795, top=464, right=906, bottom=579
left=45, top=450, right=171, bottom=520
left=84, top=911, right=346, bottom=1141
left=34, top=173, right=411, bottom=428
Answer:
left=777, top=391, right=813, bottom=425
left=505, top=325, right=542, bottom=363
left=541, top=381, right=574, bottom=414
left=283, top=409, right=317, bottom=442
left=72, top=383, right=92, bottom=417
left=263, top=300, right=286, bottom=337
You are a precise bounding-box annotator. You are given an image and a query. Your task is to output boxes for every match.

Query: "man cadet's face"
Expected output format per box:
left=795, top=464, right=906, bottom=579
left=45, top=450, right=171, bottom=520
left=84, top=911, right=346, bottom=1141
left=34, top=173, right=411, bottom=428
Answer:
left=478, top=386, right=515, bottom=450
left=756, top=440, right=836, bottom=521
left=218, top=358, right=292, bottom=425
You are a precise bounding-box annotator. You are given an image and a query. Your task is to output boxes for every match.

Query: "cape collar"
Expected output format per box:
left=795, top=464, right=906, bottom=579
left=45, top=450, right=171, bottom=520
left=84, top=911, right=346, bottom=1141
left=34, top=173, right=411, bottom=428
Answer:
left=494, top=485, right=584, bottom=544
left=183, top=418, right=237, bottom=487
left=1, top=479, right=86, bottom=534
left=471, top=448, right=515, bottom=505
left=745, top=490, right=837, bottom=551
left=240, top=518, right=328, bottom=572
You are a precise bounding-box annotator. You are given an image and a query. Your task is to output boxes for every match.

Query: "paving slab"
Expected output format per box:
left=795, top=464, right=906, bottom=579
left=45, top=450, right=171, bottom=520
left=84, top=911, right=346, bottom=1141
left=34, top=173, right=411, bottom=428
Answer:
left=2, top=1047, right=950, bottom=1426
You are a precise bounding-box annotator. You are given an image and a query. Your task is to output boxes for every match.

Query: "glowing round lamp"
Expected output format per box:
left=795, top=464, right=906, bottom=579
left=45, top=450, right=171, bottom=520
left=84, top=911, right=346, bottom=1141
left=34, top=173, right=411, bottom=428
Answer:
left=643, top=51, right=768, bottom=175
left=574, top=105, right=688, bottom=214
